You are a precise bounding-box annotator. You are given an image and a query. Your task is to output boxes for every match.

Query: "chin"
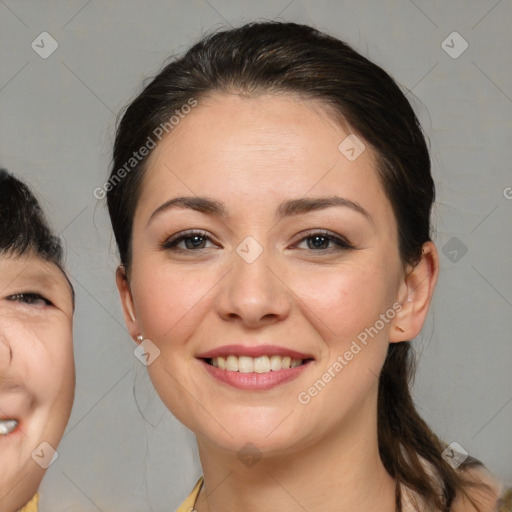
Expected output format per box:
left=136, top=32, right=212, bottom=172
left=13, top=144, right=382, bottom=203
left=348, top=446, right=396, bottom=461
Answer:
left=195, top=415, right=307, bottom=458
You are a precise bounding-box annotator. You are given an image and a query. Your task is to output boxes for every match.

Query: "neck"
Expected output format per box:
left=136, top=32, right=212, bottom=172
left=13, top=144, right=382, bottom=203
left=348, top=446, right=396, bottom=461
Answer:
left=194, top=393, right=397, bottom=512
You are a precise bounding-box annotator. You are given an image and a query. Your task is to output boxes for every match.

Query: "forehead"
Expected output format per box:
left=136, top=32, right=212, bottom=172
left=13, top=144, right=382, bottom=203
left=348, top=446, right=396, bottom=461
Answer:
left=154, top=92, right=356, bottom=161
left=138, top=92, right=393, bottom=226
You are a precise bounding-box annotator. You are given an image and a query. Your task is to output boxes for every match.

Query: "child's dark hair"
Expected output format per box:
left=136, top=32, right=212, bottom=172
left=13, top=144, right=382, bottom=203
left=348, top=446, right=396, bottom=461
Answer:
left=0, top=168, right=73, bottom=300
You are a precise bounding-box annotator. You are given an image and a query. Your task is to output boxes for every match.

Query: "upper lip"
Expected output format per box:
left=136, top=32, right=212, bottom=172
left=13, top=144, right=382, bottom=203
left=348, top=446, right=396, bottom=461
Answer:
left=196, top=344, right=315, bottom=360
left=0, top=384, right=30, bottom=421
left=0, top=407, right=21, bottom=421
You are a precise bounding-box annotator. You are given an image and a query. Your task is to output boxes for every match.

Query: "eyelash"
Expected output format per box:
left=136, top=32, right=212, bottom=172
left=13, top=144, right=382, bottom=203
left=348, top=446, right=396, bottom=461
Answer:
left=162, top=229, right=354, bottom=253
left=7, top=293, right=53, bottom=307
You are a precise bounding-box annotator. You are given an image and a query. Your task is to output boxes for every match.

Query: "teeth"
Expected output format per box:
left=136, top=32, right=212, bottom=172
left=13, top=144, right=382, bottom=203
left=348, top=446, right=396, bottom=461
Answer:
left=254, top=356, right=270, bottom=373
left=209, top=355, right=304, bottom=373
left=238, top=356, right=253, bottom=373
left=0, top=419, right=18, bottom=435
left=269, top=355, right=282, bottom=371
left=226, top=355, right=239, bottom=371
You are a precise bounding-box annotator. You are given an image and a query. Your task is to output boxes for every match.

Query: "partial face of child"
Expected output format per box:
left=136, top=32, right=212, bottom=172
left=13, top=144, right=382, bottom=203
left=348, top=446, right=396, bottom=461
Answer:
left=0, top=254, right=74, bottom=511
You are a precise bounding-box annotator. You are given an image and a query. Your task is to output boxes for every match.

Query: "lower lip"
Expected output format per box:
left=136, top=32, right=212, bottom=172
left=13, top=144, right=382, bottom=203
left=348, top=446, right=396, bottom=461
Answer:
left=200, top=360, right=312, bottom=390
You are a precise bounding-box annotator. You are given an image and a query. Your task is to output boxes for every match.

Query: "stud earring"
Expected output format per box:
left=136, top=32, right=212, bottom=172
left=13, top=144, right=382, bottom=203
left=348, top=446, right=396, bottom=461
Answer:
left=137, top=334, right=144, bottom=342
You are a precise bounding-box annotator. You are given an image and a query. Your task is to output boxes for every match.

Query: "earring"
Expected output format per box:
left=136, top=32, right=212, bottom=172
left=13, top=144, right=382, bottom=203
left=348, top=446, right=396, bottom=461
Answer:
left=137, top=335, right=144, bottom=342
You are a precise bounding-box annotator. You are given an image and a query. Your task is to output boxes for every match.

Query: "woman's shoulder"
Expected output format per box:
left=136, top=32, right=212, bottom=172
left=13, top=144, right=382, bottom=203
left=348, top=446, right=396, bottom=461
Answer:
left=452, top=465, right=510, bottom=512
left=402, top=456, right=510, bottom=512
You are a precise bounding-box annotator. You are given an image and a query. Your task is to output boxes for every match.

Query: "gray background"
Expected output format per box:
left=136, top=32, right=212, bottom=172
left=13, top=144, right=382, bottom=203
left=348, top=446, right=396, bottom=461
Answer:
left=1, top=1, right=511, bottom=510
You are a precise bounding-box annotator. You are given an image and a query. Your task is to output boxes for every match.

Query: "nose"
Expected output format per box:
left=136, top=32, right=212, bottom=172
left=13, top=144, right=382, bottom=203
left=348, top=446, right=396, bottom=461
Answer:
left=215, top=243, right=292, bottom=328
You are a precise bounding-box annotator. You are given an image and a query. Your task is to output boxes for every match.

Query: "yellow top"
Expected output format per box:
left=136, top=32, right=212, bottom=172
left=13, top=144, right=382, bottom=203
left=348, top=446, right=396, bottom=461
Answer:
left=176, top=477, right=204, bottom=512
left=17, top=493, right=39, bottom=512
left=11, top=478, right=512, bottom=512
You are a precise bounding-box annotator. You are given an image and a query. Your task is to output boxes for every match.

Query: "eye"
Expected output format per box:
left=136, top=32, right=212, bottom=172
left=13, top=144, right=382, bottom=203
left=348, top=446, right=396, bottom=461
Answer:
left=7, top=293, right=53, bottom=307
left=294, top=230, right=354, bottom=252
left=160, top=229, right=353, bottom=254
left=162, top=230, right=217, bottom=252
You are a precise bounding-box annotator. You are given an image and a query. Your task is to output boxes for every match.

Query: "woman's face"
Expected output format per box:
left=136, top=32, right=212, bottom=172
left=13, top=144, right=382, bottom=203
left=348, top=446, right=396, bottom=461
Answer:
left=0, top=254, right=74, bottom=510
left=119, top=93, right=419, bottom=457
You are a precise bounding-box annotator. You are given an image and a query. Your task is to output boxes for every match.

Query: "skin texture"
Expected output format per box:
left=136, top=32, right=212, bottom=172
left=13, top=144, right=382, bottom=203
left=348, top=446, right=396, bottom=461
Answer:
left=117, top=93, right=439, bottom=511
left=0, top=255, right=74, bottom=511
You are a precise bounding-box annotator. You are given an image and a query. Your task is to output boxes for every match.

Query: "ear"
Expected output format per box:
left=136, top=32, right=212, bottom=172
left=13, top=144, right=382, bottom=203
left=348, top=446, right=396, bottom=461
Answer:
left=389, top=241, right=439, bottom=343
left=115, top=265, right=141, bottom=343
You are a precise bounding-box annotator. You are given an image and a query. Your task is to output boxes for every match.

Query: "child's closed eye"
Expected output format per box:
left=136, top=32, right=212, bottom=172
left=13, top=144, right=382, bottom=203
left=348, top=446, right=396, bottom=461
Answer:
left=7, top=293, right=53, bottom=307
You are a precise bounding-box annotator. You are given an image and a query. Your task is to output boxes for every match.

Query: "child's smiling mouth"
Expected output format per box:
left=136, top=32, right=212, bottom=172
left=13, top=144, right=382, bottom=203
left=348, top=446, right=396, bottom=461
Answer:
left=0, top=419, right=18, bottom=435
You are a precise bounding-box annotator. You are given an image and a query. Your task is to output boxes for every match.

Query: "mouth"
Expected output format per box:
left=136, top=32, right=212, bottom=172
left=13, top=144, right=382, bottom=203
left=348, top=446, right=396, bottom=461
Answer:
left=197, top=345, right=315, bottom=390
left=0, top=419, right=19, bottom=435
left=0, top=391, right=30, bottom=437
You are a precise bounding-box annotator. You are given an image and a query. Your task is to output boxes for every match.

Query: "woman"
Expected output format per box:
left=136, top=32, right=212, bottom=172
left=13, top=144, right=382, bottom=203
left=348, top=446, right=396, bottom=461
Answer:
left=106, top=22, right=509, bottom=511
left=0, top=169, right=75, bottom=512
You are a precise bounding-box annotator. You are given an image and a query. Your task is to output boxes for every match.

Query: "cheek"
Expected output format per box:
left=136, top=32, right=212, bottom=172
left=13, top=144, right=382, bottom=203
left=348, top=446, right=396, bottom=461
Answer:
left=291, top=260, right=399, bottom=344
left=132, top=266, right=213, bottom=344
left=25, top=324, right=74, bottom=402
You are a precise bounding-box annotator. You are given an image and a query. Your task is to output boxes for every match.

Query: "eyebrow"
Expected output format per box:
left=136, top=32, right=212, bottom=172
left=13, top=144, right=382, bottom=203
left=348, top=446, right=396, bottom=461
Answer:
left=147, top=195, right=373, bottom=226
left=23, top=273, right=62, bottom=294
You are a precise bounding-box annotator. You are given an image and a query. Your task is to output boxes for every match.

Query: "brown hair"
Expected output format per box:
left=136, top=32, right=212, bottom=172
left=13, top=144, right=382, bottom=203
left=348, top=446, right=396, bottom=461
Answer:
left=107, top=21, right=496, bottom=510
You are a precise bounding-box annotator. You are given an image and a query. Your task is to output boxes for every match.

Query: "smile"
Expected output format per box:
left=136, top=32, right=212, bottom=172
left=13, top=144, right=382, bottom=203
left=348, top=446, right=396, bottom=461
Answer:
left=197, top=345, right=315, bottom=390
left=207, top=355, right=306, bottom=373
